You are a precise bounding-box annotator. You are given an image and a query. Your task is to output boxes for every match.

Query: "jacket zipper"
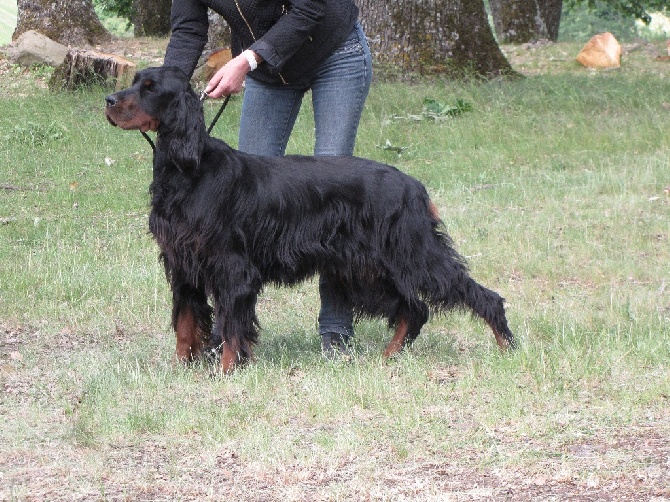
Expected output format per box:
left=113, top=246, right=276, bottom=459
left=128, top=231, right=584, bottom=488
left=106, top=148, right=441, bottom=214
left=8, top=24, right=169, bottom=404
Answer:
left=233, top=0, right=288, bottom=84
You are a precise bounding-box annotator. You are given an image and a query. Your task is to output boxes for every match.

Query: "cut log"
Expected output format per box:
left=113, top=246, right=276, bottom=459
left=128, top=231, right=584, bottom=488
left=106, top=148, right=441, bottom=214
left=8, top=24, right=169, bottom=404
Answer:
left=49, top=49, right=136, bottom=91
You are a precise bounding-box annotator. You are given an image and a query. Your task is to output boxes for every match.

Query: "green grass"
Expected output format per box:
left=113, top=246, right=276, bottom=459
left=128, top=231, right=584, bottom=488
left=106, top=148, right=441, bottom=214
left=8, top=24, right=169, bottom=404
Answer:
left=0, top=0, right=17, bottom=45
left=1, top=43, right=669, bottom=499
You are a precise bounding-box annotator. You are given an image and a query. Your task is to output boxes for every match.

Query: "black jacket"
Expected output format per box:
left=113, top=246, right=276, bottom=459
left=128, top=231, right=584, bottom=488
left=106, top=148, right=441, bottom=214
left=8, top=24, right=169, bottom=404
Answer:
left=164, top=0, right=359, bottom=87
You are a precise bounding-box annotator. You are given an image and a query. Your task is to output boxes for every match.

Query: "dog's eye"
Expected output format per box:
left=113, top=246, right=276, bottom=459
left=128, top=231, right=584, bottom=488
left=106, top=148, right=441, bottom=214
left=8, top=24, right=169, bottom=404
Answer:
left=142, top=79, right=156, bottom=92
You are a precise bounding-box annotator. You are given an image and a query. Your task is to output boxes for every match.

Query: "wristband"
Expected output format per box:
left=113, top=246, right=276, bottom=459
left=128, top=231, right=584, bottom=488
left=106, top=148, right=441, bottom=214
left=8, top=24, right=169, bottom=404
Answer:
left=242, top=50, right=258, bottom=71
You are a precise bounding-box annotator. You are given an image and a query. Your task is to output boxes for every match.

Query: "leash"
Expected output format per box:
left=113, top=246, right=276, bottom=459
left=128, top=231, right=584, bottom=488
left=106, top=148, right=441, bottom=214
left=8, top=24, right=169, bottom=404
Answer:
left=139, top=91, right=231, bottom=152
left=141, top=131, right=156, bottom=153
left=202, top=92, right=231, bottom=135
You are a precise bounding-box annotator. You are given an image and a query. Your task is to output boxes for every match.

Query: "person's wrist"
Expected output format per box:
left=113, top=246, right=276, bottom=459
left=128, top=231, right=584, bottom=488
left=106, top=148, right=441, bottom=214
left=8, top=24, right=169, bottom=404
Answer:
left=242, top=50, right=258, bottom=71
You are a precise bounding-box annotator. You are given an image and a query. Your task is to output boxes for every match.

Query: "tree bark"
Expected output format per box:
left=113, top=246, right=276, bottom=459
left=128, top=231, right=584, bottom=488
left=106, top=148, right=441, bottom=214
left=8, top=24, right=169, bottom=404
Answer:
left=357, top=0, right=516, bottom=79
left=206, top=11, right=232, bottom=51
left=132, top=0, right=172, bottom=37
left=13, top=0, right=110, bottom=46
left=489, top=0, right=563, bottom=43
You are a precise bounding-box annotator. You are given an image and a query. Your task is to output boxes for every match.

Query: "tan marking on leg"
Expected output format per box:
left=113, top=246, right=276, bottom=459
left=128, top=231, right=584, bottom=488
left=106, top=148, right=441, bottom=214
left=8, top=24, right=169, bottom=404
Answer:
left=220, top=341, right=238, bottom=374
left=487, top=321, right=511, bottom=351
left=383, top=318, right=409, bottom=359
left=428, top=201, right=441, bottom=221
left=174, top=306, right=201, bottom=363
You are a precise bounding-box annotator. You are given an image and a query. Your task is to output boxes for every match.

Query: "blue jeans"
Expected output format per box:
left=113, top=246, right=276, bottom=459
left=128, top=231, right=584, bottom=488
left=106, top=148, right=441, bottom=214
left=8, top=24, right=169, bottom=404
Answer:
left=238, top=22, right=372, bottom=338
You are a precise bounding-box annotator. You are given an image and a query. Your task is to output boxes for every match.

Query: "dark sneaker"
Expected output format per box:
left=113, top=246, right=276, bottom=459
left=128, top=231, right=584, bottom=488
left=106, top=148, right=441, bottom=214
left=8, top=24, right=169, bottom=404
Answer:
left=321, top=332, right=353, bottom=360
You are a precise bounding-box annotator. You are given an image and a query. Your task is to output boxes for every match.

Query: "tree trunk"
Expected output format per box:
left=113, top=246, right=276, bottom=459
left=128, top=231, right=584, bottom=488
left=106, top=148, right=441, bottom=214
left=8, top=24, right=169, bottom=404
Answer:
left=133, top=0, right=172, bottom=37
left=13, top=0, right=110, bottom=46
left=358, top=0, right=516, bottom=79
left=489, top=0, right=563, bottom=43
left=206, top=11, right=232, bottom=51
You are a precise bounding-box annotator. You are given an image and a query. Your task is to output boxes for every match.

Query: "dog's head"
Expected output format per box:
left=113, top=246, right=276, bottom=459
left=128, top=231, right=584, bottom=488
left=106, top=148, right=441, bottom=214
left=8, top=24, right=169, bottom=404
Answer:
left=105, top=66, right=205, bottom=170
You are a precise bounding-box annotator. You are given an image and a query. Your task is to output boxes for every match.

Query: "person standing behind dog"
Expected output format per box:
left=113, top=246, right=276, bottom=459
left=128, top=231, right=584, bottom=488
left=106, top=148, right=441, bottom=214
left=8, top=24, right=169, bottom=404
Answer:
left=164, top=0, right=373, bottom=358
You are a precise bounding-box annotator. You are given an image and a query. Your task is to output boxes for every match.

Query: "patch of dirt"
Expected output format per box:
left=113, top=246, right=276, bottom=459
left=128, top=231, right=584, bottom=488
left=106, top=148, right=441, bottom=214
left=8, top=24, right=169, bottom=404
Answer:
left=91, top=36, right=168, bottom=65
left=3, top=320, right=669, bottom=500
left=500, top=39, right=670, bottom=77
left=2, top=432, right=669, bottom=500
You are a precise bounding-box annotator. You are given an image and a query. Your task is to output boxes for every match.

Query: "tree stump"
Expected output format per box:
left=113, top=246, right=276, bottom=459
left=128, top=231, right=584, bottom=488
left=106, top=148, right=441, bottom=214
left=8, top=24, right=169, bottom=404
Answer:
left=49, top=50, right=136, bottom=91
left=193, top=47, right=232, bottom=84
left=576, top=33, right=621, bottom=69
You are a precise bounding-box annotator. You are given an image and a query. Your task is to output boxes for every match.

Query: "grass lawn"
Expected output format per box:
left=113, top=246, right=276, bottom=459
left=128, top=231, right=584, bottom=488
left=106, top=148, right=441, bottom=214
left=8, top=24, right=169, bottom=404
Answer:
left=0, top=39, right=669, bottom=499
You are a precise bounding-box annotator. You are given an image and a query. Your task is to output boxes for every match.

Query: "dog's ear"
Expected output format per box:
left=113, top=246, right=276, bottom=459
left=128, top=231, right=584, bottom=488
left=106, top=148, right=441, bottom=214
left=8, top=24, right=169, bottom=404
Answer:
left=166, top=89, right=205, bottom=172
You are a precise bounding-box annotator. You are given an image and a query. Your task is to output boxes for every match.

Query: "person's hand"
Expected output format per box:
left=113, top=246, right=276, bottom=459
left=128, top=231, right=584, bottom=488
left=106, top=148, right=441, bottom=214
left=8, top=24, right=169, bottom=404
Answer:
left=204, top=52, right=258, bottom=99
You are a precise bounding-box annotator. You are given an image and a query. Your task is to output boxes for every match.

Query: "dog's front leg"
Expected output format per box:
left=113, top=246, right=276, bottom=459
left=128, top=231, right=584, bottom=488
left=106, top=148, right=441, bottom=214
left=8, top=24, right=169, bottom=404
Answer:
left=213, top=292, right=259, bottom=374
left=175, top=305, right=199, bottom=362
left=172, top=283, right=212, bottom=364
left=220, top=339, right=241, bottom=374
left=213, top=315, right=251, bottom=375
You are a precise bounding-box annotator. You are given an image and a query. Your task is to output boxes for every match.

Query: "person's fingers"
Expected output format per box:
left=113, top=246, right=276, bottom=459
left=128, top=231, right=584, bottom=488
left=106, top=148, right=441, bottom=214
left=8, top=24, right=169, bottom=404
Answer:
left=206, top=58, right=247, bottom=98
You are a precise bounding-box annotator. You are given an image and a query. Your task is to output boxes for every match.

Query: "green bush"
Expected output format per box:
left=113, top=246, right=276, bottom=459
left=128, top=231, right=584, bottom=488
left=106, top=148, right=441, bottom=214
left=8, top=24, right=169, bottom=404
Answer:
left=94, top=0, right=133, bottom=37
left=559, top=3, right=638, bottom=42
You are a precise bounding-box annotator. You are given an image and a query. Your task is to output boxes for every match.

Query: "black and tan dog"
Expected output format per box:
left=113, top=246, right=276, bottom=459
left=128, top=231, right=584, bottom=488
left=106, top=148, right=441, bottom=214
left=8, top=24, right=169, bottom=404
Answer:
left=105, top=66, right=516, bottom=373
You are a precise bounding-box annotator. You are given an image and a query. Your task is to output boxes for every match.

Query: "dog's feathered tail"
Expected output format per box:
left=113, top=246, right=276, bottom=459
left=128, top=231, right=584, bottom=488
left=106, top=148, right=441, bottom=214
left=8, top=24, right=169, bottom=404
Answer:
left=378, top=190, right=516, bottom=349
left=419, top=218, right=516, bottom=350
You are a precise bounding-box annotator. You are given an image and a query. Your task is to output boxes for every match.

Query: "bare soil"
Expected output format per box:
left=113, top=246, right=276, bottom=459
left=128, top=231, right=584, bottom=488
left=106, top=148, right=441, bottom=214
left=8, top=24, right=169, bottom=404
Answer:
left=2, top=319, right=669, bottom=500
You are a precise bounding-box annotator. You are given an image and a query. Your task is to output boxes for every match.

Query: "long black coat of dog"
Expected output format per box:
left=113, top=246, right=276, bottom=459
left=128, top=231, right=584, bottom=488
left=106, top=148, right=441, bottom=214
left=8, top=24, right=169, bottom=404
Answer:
left=105, top=66, right=516, bottom=373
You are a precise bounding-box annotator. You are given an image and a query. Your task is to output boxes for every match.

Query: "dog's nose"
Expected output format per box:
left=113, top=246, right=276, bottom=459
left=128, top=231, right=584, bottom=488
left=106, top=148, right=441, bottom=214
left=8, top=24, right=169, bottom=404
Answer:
left=105, top=95, right=118, bottom=107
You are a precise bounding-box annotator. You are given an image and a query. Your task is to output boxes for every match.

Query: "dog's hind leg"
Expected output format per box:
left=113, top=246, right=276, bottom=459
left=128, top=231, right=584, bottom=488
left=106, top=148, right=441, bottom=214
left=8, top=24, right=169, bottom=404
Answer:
left=383, top=300, right=429, bottom=358
left=383, top=317, right=409, bottom=359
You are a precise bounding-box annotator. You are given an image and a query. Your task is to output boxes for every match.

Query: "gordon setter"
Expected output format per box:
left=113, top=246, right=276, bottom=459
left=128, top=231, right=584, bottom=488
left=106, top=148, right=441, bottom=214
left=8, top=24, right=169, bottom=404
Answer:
left=105, top=66, right=516, bottom=373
